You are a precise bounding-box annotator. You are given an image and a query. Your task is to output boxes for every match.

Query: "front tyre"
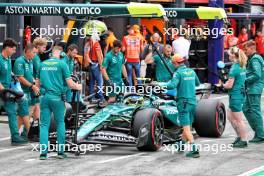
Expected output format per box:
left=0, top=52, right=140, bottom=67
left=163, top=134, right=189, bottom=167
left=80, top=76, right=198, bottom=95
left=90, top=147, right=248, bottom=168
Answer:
left=132, top=108, right=164, bottom=151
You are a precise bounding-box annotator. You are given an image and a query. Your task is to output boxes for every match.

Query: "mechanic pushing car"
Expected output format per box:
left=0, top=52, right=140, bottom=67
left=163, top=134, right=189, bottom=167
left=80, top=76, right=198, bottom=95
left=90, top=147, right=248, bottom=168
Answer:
left=102, top=40, right=128, bottom=103
left=31, top=37, right=48, bottom=121
left=243, top=41, right=264, bottom=143
left=14, top=43, right=40, bottom=140
left=36, top=46, right=82, bottom=160
left=0, top=38, right=27, bottom=145
left=223, top=46, right=248, bottom=148
left=155, top=54, right=200, bottom=158
left=145, top=44, right=177, bottom=82
left=61, top=44, right=78, bottom=102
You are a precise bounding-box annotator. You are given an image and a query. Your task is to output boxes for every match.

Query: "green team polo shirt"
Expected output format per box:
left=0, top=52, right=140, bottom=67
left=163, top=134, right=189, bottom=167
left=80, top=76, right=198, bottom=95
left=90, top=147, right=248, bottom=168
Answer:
left=32, top=54, right=41, bottom=79
left=38, top=58, right=71, bottom=99
left=153, top=55, right=176, bottom=82
left=103, top=51, right=125, bottom=83
left=160, top=65, right=200, bottom=104
left=245, top=53, right=264, bottom=94
left=0, top=54, right=12, bottom=89
left=228, top=63, right=246, bottom=97
left=62, top=54, right=74, bottom=74
left=13, top=55, right=34, bottom=93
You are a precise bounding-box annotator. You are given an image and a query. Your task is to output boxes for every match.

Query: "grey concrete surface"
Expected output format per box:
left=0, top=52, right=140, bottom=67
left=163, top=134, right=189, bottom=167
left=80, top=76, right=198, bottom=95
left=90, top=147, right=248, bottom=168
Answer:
left=0, top=94, right=264, bottom=176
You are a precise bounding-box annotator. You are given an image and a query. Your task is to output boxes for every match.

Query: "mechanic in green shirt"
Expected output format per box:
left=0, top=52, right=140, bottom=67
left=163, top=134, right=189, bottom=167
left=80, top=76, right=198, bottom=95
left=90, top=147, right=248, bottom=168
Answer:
left=61, top=44, right=78, bottom=102
left=0, top=38, right=27, bottom=145
left=36, top=46, right=82, bottom=160
left=243, top=41, right=264, bottom=143
left=14, top=44, right=40, bottom=140
left=145, top=44, right=176, bottom=82
left=223, top=47, right=248, bottom=148
left=102, top=40, right=128, bottom=103
left=156, top=54, right=200, bottom=158
left=31, top=37, right=47, bottom=121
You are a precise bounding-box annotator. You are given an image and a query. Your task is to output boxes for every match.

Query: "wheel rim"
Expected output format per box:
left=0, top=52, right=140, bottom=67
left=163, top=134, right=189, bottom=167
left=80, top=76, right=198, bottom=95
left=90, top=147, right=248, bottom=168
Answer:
left=153, top=115, right=163, bottom=145
left=217, top=106, right=226, bottom=135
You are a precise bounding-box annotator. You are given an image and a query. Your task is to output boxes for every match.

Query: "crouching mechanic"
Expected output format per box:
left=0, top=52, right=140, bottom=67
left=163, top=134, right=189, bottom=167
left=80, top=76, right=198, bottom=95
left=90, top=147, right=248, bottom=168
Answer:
left=154, top=54, right=200, bottom=158
left=36, top=46, right=82, bottom=160
left=14, top=44, right=40, bottom=140
left=0, top=38, right=27, bottom=145
left=102, top=40, right=128, bottom=103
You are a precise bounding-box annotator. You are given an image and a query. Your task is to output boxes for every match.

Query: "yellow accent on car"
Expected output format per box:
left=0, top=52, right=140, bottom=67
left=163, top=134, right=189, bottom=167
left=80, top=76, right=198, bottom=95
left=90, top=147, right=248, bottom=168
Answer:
left=127, top=3, right=166, bottom=18
left=196, top=7, right=227, bottom=19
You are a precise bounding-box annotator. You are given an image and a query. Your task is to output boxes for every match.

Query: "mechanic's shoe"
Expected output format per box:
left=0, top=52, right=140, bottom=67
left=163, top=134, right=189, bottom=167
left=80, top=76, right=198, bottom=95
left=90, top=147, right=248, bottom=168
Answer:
left=39, top=154, right=47, bottom=160
left=174, top=140, right=186, bottom=153
left=57, top=153, right=67, bottom=159
left=232, top=137, right=241, bottom=145
left=11, top=136, right=28, bottom=145
left=249, top=137, right=264, bottom=143
left=233, top=141, right=248, bottom=148
left=185, top=150, right=200, bottom=158
left=20, top=130, right=28, bottom=141
left=185, top=143, right=200, bottom=158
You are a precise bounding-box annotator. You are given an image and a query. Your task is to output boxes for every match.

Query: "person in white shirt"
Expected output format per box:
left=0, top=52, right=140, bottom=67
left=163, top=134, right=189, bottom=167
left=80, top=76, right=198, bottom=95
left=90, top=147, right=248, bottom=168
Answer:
left=172, top=35, right=191, bottom=66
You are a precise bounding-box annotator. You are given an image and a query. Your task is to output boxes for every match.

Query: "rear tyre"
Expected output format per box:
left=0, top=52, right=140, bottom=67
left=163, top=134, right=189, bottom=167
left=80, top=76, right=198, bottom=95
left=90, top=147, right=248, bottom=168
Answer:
left=194, top=99, right=226, bottom=137
left=132, top=108, right=164, bottom=151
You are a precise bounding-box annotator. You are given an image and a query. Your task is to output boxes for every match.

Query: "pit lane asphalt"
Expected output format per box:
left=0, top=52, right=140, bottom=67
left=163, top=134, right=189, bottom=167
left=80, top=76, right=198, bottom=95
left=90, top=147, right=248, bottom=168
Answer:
left=0, top=94, right=264, bottom=176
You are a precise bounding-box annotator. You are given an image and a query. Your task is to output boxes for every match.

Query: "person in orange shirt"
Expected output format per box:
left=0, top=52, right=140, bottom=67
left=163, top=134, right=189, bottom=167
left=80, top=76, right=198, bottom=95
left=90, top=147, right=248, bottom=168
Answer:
left=122, top=25, right=144, bottom=86
left=104, top=28, right=117, bottom=56
left=238, top=26, right=248, bottom=49
left=255, top=29, right=264, bottom=57
left=133, top=24, right=145, bottom=45
left=84, top=36, right=106, bottom=105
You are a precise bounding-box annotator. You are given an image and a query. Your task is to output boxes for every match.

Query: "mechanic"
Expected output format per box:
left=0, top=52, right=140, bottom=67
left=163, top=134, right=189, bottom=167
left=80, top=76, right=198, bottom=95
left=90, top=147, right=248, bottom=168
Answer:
left=31, top=37, right=47, bottom=121
left=155, top=54, right=200, bottom=158
left=61, top=44, right=78, bottom=102
left=141, top=33, right=164, bottom=79
left=223, top=46, right=248, bottom=148
left=145, top=44, right=176, bottom=82
left=36, top=46, right=82, bottom=160
left=102, top=40, right=128, bottom=103
left=14, top=43, right=40, bottom=140
left=243, top=41, right=264, bottom=143
left=0, top=38, right=27, bottom=145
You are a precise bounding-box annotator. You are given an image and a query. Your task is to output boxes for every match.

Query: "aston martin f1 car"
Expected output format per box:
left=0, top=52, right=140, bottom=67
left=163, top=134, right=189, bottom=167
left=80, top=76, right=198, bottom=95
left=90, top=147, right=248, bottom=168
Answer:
left=28, top=81, right=226, bottom=153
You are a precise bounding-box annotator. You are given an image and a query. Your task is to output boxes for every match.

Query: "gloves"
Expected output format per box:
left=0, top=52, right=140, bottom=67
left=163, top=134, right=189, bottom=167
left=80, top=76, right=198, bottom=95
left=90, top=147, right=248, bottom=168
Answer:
left=106, top=79, right=114, bottom=87
left=123, top=77, right=129, bottom=86
left=150, top=81, right=160, bottom=86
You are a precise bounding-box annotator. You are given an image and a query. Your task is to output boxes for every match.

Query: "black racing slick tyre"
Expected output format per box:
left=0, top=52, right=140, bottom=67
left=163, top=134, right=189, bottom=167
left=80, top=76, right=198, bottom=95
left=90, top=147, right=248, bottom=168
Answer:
left=132, top=108, right=164, bottom=151
left=194, top=99, right=226, bottom=137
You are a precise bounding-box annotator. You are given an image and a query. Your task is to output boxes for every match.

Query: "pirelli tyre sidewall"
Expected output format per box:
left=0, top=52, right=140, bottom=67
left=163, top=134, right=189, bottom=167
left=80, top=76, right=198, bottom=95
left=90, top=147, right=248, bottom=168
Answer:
left=194, top=99, right=226, bottom=137
left=132, top=108, right=164, bottom=151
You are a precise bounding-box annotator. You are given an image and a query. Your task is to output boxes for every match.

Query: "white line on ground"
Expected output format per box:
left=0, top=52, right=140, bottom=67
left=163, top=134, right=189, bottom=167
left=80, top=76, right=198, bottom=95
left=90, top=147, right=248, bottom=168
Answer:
left=96, top=153, right=146, bottom=164
left=0, top=137, right=10, bottom=141
left=25, top=159, right=36, bottom=162
left=199, top=140, right=213, bottom=143
left=0, top=145, right=29, bottom=153
left=238, top=165, right=264, bottom=176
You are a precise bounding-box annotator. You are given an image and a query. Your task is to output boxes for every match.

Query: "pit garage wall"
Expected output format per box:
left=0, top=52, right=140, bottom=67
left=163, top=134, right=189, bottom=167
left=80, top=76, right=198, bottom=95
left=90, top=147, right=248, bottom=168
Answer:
left=0, top=0, right=71, bottom=58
